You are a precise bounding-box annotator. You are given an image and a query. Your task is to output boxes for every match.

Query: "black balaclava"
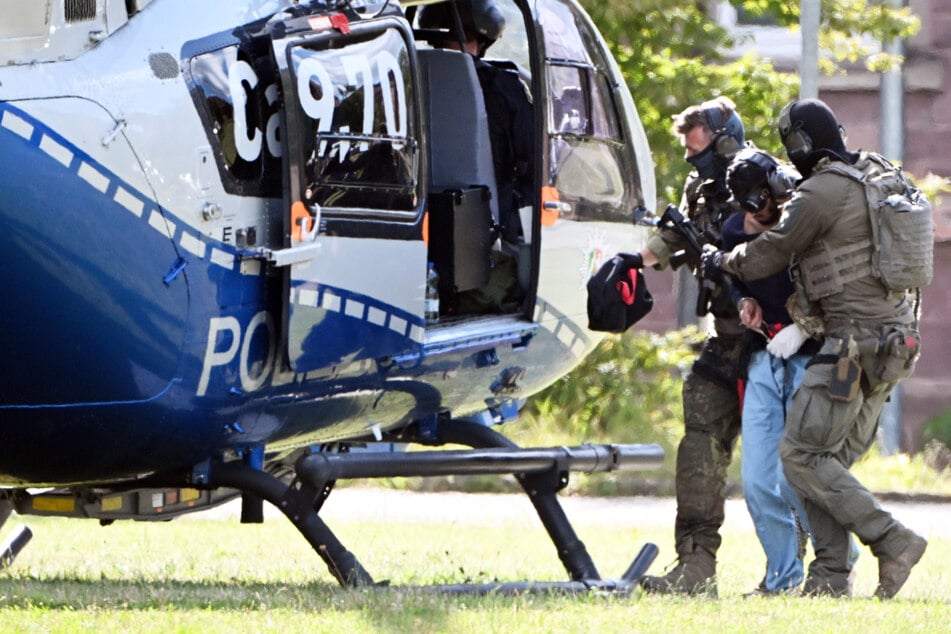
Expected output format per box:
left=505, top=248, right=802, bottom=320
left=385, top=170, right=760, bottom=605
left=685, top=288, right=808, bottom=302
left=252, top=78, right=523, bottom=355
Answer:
left=778, top=98, right=856, bottom=178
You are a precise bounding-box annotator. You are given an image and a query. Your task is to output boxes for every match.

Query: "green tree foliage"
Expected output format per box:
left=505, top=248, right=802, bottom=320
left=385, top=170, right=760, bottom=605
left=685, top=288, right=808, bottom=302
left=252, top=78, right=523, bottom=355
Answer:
left=578, top=0, right=920, bottom=208
left=925, top=409, right=951, bottom=450
left=787, top=0, right=920, bottom=73
left=579, top=0, right=797, bottom=206
left=520, top=328, right=705, bottom=458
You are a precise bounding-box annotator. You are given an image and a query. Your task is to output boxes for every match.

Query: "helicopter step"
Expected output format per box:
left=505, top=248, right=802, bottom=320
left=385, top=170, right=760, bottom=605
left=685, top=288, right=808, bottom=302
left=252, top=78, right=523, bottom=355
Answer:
left=206, top=420, right=664, bottom=593
left=11, top=486, right=242, bottom=522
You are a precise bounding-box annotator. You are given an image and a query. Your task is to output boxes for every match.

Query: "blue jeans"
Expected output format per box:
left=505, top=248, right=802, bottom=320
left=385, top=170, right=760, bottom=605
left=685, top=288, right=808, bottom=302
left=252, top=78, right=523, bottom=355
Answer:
left=742, top=349, right=811, bottom=591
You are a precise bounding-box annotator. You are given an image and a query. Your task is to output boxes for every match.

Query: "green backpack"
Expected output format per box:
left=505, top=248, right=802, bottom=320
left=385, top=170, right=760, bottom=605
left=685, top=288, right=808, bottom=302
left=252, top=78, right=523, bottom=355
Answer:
left=823, top=152, right=934, bottom=292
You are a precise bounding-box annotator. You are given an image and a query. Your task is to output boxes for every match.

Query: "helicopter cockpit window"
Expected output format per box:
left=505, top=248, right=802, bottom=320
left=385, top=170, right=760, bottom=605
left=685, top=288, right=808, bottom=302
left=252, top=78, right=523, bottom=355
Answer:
left=551, top=69, right=587, bottom=135
left=548, top=64, right=619, bottom=140
left=288, top=28, right=418, bottom=213
left=537, top=0, right=642, bottom=222
left=545, top=59, right=628, bottom=220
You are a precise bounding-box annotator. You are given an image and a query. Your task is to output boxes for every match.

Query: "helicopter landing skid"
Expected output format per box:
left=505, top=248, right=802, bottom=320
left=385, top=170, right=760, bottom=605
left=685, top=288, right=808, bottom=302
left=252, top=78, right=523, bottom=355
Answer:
left=210, top=420, right=664, bottom=594
left=0, top=500, right=32, bottom=571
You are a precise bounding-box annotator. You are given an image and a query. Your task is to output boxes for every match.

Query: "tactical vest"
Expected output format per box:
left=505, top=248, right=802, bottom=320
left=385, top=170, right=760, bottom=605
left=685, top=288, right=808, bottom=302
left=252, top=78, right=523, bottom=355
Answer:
left=795, top=152, right=934, bottom=302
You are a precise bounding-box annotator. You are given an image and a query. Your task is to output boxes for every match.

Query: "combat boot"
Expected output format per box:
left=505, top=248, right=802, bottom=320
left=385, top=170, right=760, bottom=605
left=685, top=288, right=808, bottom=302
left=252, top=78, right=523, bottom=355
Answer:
left=874, top=532, right=927, bottom=599
left=640, top=551, right=717, bottom=597
left=802, top=570, right=854, bottom=598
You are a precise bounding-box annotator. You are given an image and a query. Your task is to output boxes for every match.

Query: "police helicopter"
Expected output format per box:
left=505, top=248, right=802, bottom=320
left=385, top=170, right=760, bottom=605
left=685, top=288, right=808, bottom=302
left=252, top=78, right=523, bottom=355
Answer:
left=0, top=0, right=660, bottom=593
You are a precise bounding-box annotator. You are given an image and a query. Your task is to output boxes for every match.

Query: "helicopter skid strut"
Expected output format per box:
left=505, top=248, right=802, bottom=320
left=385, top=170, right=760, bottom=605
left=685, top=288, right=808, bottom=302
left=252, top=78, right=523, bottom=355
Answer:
left=210, top=421, right=663, bottom=594
left=0, top=500, right=32, bottom=572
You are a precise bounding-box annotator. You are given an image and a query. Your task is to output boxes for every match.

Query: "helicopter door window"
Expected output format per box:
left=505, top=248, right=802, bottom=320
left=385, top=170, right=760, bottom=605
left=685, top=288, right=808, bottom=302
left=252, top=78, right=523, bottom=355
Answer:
left=536, top=0, right=645, bottom=221
left=187, top=46, right=284, bottom=198
left=588, top=70, right=621, bottom=140
left=286, top=28, right=419, bottom=215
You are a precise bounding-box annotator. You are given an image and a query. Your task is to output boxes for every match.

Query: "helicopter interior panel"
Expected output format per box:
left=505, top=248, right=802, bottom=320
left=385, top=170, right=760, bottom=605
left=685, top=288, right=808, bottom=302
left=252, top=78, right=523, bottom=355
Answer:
left=417, top=48, right=496, bottom=307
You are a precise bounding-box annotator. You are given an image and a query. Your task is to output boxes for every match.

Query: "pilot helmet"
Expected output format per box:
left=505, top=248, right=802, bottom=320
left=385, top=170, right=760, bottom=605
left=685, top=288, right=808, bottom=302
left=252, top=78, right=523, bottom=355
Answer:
left=418, top=0, right=506, bottom=55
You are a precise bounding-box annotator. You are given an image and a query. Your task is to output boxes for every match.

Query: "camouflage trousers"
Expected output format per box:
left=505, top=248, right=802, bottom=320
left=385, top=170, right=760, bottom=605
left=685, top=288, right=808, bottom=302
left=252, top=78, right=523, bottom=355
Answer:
left=672, top=333, right=746, bottom=559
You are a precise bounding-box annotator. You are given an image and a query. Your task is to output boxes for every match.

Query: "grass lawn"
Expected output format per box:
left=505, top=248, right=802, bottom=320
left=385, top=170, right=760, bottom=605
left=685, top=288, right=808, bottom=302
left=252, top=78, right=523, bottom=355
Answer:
left=0, top=490, right=947, bottom=633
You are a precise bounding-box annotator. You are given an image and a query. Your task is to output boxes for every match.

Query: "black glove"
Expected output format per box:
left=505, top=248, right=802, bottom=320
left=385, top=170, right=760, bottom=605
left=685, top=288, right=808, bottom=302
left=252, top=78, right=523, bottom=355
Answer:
left=700, top=246, right=726, bottom=282
left=619, top=252, right=644, bottom=269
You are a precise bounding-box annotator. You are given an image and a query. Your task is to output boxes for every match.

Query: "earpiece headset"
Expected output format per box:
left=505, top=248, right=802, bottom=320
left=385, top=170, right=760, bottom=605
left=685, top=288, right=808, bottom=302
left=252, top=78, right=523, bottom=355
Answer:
left=778, top=101, right=848, bottom=162
left=778, top=102, right=811, bottom=160
left=703, top=104, right=743, bottom=160
left=734, top=148, right=796, bottom=212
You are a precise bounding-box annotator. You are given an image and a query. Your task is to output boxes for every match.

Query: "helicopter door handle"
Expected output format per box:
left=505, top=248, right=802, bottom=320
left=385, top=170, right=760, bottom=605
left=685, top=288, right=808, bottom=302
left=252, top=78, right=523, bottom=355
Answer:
left=292, top=201, right=321, bottom=243
left=298, top=216, right=319, bottom=242
left=542, top=200, right=570, bottom=226
left=261, top=243, right=323, bottom=267
left=261, top=201, right=322, bottom=266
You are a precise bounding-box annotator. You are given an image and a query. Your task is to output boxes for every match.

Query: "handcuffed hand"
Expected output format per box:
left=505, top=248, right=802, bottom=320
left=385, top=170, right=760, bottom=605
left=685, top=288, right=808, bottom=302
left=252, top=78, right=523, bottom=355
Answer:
left=699, top=245, right=726, bottom=282
left=766, top=323, right=807, bottom=359
left=738, top=297, right=763, bottom=330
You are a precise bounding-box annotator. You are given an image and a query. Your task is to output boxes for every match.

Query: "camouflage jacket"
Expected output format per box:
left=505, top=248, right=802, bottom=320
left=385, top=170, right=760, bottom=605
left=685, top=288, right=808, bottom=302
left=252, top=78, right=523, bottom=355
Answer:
left=646, top=172, right=744, bottom=336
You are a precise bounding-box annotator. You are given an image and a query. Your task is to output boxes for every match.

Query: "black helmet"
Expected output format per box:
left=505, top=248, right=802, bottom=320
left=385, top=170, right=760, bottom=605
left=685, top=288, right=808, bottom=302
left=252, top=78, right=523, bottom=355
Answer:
left=418, top=0, right=506, bottom=52
left=778, top=98, right=850, bottom=177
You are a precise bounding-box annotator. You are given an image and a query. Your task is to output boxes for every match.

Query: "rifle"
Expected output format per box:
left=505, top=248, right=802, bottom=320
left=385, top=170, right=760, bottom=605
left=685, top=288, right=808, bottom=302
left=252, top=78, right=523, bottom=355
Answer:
left=656, top=204, right=721, bottom=317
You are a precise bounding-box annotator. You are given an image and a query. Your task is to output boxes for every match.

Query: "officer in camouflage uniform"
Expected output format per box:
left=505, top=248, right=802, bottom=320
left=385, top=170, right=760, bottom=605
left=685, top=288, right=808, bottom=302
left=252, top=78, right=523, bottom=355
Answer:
left=633, top=96, right=746, bottom=596
left=705, top=98, right=928, bottom=598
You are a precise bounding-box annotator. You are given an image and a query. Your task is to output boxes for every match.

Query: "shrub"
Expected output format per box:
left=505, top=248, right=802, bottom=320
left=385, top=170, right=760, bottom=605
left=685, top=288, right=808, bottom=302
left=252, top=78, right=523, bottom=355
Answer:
left=924, top=408, right=951, bottom=449
left=505, top=327, right=706, bottom=494
left=521, top=327, right=701, bottom=442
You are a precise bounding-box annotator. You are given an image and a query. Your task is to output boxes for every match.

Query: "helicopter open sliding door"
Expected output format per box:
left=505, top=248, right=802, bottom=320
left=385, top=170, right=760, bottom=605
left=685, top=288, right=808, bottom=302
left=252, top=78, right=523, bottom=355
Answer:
left=269, top=12, right=425, bottom=373
left=532, top=0, right=655, bottom=321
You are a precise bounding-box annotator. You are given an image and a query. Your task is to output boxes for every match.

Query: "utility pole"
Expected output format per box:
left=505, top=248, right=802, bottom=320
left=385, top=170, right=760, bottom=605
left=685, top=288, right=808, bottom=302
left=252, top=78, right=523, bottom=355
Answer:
left=799, top=0, right=820, bottom=98
left=881, top=0, right=905, bottom=160
left=878, top=0, right=907, bottom=454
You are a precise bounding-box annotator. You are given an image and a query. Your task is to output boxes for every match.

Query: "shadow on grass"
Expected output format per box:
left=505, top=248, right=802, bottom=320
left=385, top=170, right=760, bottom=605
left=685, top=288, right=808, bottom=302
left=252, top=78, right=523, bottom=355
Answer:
left=0, top=576, right=346, bottom=610
left=0, top=574, right=585, bottom=610
left=0, top=574, right=611, bottom=633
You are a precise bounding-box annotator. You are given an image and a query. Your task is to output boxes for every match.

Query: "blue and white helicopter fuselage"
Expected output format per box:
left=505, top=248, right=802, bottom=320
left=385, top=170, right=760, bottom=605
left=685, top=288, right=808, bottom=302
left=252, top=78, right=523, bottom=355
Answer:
left=0, top=0, right=659, bottom=589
